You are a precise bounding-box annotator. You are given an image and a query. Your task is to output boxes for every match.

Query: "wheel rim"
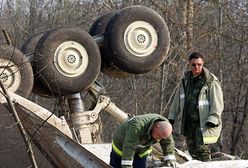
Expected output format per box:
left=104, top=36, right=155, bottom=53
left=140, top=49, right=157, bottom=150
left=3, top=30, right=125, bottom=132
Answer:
left=0, top=59, right=21, bottom=92
left=124, top=21, right=158, bottom=57
left=54, top=41, right=89, bottom=77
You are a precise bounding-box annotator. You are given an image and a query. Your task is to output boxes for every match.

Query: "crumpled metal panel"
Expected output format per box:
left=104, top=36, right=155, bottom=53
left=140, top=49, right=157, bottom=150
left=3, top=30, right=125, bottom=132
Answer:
left=0, top=92, right=111, bottom=168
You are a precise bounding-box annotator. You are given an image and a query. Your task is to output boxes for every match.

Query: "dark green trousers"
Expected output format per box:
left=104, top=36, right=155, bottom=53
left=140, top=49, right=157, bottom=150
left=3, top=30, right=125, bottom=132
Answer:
left=185, top=122, right=211, bottom=161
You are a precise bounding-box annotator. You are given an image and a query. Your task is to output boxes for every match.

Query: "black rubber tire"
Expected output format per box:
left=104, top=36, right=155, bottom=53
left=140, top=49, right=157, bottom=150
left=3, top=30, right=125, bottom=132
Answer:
left=21, top=32, right=44, bottom=61
left=89, top=12, right=131, bottom=78
left=0, top=45, right=34, bottom=98
left=21, top=32, right=55, bottom=97
left=105, top=5, right=170, bottom=74
left=89, top=12, right=115, bottom=36
left=35, top=26, right=101, bottom=95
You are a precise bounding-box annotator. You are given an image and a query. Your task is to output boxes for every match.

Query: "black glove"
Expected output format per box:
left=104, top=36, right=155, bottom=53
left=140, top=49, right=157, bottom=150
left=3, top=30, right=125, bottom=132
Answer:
left=206, top=122, right=217, bottom=128
left=169, top=119, right=175, bottom=127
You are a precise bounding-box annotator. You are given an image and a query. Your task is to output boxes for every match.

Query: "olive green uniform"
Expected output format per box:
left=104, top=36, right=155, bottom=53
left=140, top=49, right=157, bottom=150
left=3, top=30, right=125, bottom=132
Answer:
left=168, top=67, right=224, bottom=161
left=112, top=113, right=175, bottom=167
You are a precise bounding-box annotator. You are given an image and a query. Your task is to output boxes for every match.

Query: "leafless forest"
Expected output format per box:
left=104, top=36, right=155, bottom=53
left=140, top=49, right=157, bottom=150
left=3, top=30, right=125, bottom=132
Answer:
left=0, top=0, right=248, bottom=159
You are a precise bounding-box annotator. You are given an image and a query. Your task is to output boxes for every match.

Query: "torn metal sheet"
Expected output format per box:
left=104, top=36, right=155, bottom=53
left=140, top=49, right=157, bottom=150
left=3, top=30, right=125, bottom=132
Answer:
left=0, top=92, right=111, bottom=168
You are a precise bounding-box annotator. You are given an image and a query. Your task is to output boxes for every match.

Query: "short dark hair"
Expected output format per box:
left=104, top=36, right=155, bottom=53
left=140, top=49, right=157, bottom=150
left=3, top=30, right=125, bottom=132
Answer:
left=189, top=52, right=203, bottom=61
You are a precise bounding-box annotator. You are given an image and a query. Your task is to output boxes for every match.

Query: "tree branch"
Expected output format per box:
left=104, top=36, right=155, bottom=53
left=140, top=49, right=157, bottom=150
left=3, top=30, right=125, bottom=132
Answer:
left=0, top=81, right=38, bottom=168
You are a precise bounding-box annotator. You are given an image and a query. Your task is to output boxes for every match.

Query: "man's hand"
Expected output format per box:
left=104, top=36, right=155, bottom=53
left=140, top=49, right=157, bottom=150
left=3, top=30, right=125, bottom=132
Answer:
left=163, top=155, right=178, bottom=168
left=163, top=159, right=178, bottom=168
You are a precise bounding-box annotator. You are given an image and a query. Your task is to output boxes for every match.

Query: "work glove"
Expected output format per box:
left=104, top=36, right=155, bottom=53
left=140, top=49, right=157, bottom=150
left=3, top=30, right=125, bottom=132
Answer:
left=206, top=122, right=217, bottom=128
left=163, top=155, right=178, bottom=168
left=163, top=159, right=178, bottom=168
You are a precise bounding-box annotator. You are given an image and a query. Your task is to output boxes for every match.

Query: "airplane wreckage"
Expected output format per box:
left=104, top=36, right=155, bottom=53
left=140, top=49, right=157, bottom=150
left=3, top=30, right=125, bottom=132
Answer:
left=0, top=5, right=247, bottom=168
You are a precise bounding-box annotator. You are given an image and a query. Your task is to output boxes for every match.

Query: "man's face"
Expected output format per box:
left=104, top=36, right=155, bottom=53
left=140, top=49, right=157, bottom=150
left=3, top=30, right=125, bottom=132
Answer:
left=151, top=123, right=171, bottom=141
left=189, top=58, right=204, bottom=77
left=152, top=126, right=162, bottom=141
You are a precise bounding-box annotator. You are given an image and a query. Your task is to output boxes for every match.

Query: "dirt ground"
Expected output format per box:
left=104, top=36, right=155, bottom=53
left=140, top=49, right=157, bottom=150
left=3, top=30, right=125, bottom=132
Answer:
left=0, top=103, right=53, bottom=168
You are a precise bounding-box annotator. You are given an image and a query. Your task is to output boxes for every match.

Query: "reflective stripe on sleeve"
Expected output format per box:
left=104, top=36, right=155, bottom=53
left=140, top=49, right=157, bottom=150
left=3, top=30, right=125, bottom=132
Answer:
left=164, top=154, right=176, bottom=161
left=112, top=141, right=152, bottom=158
left=199, top=100, right=209, bottom=106
left=121, top=160, right=133, bottom=166
left=112, top=141, right=122, bottom=156
left=203, top=136, right=218, bottom=144
left=138, top=147, right=153, bottom=158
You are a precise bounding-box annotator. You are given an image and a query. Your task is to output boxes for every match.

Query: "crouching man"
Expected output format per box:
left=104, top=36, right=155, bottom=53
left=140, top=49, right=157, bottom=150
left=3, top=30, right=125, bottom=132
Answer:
left=110, top=113, right=178, bottom=168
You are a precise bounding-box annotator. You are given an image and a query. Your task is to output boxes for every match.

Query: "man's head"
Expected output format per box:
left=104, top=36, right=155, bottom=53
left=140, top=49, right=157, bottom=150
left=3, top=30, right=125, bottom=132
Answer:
left=151, top=121, right=172, bottom=141
left=188, top=52, right=204, bottom=77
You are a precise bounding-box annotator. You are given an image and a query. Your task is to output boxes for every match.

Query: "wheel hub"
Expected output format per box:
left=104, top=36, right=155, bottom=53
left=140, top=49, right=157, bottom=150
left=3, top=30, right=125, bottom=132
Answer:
left=124, top=21, right=158, bottom=57
left=0, top=59, right=21, bottom=92
left=54, top=41, right=88, bottom=77
left=67, top=54, right=77, bottom=64
left=0, top=73, right=8, bottom=82
left=136, top=34, right=146, bottom=44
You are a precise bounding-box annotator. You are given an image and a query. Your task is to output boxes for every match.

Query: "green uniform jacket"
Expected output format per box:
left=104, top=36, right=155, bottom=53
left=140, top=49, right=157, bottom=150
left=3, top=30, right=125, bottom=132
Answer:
left=112, top=113, right=175, bottom=166
left=168, top=67, right=224, bottom=144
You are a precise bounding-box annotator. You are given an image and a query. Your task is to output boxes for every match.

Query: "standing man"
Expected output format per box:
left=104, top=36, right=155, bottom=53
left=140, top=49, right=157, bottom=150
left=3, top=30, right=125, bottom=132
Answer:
left=110, top=113, right=177, bottom=168
left=168, top=52, right=224, bottom=161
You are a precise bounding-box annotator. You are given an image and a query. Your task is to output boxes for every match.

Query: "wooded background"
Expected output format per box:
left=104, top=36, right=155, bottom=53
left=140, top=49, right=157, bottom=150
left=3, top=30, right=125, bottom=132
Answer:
left=0, top=0, right=247, bottom=159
